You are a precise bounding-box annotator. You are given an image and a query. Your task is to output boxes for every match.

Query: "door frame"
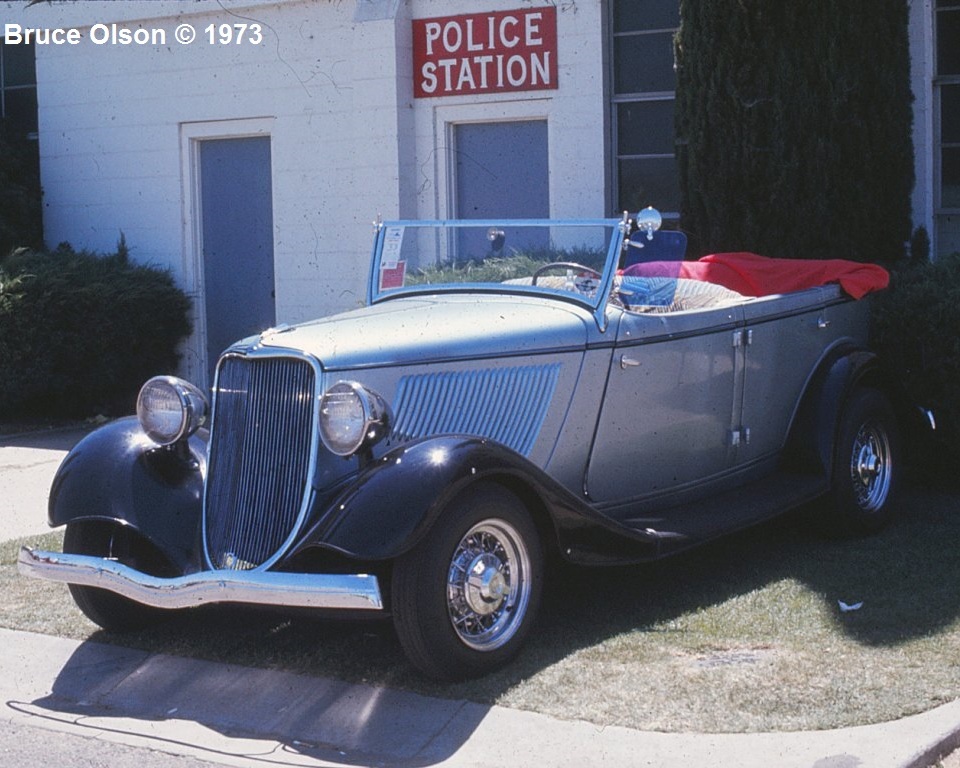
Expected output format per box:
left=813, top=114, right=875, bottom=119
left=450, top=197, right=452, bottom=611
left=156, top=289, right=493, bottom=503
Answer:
left=179, top=117, right=275, bottom=388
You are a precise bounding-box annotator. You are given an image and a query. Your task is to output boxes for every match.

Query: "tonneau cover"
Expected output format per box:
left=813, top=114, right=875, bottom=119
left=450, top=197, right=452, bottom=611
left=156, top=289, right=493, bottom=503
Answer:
left=621, top=252, right=889, bottom=299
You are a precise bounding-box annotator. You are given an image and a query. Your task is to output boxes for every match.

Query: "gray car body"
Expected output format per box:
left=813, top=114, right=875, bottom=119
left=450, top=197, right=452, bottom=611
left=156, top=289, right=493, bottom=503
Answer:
left=258, top=281, right=864, bottom=511
left=217, top=217, right=878, bottom=569
left=24, top=217, right=889, bottom=600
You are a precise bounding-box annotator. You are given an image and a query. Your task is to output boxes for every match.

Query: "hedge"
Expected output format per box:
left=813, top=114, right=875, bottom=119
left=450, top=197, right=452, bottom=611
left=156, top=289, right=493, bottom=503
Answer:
left=0, top=122, right=42, bottom=258
left=0, top=242, right=192, bottom=420
left=675, top=0, right=914, bottom=263
left=871, top=254, right=960, bottom=476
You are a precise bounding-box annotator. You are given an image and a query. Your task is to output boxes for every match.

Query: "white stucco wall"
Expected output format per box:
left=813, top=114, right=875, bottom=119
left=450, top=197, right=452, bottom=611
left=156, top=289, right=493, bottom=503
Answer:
left=19, top=0, right=399, bottom=318
left=406, top=0, right=607, bottom=221
left=5, top=0, right=607, bottom=378
left=9, top=0, right=935, bottom=380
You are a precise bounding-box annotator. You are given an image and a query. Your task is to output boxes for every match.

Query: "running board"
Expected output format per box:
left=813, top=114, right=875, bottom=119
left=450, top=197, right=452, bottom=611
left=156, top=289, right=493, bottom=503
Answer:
left=619, top=471, right=829, bottom=557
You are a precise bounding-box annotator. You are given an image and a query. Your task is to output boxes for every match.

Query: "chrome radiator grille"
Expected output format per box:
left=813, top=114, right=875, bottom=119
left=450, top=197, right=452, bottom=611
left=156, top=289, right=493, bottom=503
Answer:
left=204, top=354, right=317, bottom=571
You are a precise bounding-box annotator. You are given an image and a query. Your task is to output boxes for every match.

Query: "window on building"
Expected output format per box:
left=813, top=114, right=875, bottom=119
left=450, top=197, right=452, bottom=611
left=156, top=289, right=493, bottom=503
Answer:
left=0, top=40, right=38, bottom=140
left=937, top=1, right=960, bottom=256
left=611, top=0, right=680, bottom=219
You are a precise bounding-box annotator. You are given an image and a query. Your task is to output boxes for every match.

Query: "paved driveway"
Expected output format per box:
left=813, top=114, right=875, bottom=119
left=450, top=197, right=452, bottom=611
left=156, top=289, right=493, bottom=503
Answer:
left=0, top=427, right=91, bottom=541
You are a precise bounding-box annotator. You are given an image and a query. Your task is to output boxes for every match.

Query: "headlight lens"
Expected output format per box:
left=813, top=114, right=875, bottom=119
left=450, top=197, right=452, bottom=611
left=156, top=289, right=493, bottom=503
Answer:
left=137, top=376, right=208, bottom=446
left=319, top=381, right=389, bottom=457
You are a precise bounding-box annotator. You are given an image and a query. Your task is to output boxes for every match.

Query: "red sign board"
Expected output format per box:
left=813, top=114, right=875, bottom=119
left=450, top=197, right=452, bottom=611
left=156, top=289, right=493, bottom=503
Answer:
left=413, top=7, right=558, bottom=98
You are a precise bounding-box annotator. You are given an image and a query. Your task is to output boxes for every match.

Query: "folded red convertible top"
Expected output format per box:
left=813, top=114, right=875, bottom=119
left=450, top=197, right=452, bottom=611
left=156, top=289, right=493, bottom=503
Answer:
left=621, top=252, right=889, bottom=300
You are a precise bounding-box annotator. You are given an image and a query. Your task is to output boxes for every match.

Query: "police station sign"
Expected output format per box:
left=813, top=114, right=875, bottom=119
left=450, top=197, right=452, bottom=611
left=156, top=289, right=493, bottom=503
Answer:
left=413, top=7, right=558, bottom=98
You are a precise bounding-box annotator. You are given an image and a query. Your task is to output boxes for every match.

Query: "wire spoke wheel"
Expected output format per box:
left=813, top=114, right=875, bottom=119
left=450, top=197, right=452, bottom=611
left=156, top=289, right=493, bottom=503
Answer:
left=391, top=482, right=543, bottom=680
left=446, top=519, right=531, bottom=651
left=825, top=387, right=900, bottom=537
left=849, top=419, right=893, bottom=512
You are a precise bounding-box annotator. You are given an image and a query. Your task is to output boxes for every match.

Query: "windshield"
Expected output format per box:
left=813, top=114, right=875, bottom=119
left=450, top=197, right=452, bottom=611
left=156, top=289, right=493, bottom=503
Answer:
left=368, top=219, right=624, bottom=310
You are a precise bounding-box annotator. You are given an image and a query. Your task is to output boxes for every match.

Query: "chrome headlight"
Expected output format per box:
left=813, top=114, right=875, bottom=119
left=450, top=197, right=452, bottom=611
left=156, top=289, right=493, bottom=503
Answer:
left=319, top=381, right=390, bottom=457
left=136, top=376, right=208, bottom=446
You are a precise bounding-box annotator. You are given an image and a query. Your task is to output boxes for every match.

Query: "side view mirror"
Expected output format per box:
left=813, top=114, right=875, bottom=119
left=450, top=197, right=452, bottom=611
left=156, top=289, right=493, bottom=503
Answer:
left=636, top=207, right=662, bottom=241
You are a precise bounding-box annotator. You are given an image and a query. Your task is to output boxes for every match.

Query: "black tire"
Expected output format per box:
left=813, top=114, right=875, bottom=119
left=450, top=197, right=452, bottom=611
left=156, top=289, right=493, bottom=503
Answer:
left=826, top=388, right=900, bottom=536
left=63, top=521, right=170, bottom=632
left=391, top=483, right=543, bottom=680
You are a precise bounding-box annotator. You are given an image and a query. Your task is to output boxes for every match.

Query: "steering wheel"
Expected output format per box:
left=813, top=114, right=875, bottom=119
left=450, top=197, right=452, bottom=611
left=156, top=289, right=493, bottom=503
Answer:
left=531, top=262, right=602, bottom=286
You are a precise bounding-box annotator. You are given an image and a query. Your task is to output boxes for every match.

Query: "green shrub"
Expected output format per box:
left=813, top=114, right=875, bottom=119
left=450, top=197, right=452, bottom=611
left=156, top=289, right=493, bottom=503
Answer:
left=0, top=242, right=192, bottom=420
left=871, top=254, right=960, bottom=474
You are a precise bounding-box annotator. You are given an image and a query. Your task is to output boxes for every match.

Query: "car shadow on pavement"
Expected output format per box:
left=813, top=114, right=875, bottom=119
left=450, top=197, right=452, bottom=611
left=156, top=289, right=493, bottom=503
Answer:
left=31, top=632, right=492, bottom=766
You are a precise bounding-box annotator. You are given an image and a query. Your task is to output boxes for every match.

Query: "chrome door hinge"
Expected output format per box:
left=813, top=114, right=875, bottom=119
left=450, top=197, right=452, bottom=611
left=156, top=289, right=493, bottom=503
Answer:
left=729, top=427, right=751, bottom=447
left=732, top=329, right=753, bottom=348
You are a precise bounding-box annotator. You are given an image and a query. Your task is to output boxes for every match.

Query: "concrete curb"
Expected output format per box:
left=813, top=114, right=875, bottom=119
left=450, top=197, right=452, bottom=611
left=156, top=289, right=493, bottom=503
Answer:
left=2, top=627, right=959, bottom=768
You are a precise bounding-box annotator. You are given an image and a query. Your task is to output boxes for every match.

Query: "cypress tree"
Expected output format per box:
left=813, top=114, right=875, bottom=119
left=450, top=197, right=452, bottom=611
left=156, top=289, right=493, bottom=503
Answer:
left=675, top=1, right=914, bottom=263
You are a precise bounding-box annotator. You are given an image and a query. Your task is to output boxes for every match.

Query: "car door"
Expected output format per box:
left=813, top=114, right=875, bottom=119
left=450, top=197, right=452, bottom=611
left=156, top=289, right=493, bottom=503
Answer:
left=585, top=304, right=744, bottom=506
left=736, top=286, right=861, bottom=467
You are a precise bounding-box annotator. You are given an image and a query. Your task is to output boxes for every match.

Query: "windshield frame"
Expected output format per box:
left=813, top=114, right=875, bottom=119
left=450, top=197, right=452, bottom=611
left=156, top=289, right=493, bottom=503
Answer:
left=365, top=218, right=627, bottom=328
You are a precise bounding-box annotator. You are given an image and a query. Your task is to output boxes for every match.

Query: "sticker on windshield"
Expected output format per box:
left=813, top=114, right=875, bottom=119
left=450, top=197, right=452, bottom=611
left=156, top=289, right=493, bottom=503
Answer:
left=380, top=261, right=406, bottom=290
left=382, top=226, right=405, bottom=268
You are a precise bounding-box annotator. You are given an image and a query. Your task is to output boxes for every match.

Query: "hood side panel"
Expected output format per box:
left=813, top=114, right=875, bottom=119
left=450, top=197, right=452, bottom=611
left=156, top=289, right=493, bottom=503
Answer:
left=390, top=364, right=562, bottom=456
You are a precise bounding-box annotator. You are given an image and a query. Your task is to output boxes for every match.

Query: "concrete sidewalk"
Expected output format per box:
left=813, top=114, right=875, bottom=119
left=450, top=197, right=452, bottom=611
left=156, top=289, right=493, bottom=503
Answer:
left=2, top=425, right=960, bottom=767
left=0, top=425, right=93, bottom=541
left=1, top=626, right=959, bottom=768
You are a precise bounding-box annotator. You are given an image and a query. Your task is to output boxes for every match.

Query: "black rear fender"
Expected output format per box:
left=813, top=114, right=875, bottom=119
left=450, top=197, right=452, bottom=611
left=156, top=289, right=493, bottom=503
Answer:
left=784, top=347, right=890, bottom=477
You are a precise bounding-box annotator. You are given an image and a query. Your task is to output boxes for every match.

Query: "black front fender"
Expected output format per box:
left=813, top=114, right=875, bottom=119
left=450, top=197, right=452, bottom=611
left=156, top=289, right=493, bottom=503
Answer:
left=48, top=417, right=207, bottom=572
left=292, top=435, right=660, bottom=565
left=294, top=436, right=537, bottom=561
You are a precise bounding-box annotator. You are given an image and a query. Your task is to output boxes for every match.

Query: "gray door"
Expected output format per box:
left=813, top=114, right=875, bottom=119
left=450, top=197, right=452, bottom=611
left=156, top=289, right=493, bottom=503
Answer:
left=454, top=120, right=549, bottom=255
left=586, top=308, right=741, bottom=504
left=737, top=289, right=837, bottom=467
left=199, top=136, right=275, bottom=382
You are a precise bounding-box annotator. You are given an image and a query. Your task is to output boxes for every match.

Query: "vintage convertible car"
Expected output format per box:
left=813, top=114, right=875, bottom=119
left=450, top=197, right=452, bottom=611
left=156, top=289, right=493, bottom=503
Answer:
left=20, top=210, right=908, bottom=679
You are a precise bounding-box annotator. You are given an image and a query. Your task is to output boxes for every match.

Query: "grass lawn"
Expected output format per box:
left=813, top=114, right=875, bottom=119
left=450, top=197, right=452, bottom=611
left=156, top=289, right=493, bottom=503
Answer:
left=2, top=482, right=959, bottom=734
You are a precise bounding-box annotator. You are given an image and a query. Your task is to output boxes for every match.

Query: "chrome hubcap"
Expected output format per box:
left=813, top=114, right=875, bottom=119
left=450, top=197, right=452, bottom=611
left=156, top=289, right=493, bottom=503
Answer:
left=850, top=421, right=892, bottom=511
left=464, top=553, right=508, bottom=615
left=447, top=519, right=530, bottom=651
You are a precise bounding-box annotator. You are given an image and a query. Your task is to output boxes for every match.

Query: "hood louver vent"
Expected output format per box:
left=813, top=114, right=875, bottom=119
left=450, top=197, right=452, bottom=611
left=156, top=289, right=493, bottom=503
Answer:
left=390, top=364, right=560, bottom=456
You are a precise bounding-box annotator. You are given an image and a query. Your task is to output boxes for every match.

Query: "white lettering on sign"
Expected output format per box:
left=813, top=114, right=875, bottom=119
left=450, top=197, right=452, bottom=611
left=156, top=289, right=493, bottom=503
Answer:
left=413, top=8, right=558, bottom=98
left=419, top=53, right=553, bottom=95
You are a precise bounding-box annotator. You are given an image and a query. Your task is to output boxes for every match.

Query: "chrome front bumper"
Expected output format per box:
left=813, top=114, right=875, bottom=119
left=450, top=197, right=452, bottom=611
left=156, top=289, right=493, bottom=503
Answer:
left=18, top=547, right=383, bottom=611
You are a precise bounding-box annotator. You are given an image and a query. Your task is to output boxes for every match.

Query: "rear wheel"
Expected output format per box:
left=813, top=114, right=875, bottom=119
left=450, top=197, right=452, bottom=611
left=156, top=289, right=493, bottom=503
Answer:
left=391, top=483, right=543, bottom=680
left=826, top=388, right=900, bottom=536
left=63, top=521, right=170, bottom=632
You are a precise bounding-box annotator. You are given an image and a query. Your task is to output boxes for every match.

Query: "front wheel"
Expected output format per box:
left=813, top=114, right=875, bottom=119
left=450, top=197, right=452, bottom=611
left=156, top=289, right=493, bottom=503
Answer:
left=63, top=521, right=171, bottom=632
left=826, top=388, right=900, bottom=536
left=391, top=483, right=543, bottom=680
